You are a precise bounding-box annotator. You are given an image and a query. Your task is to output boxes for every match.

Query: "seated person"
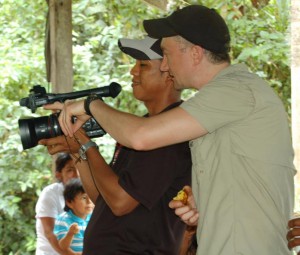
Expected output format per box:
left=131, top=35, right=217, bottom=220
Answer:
left=54, top=178, right=94, bottom=253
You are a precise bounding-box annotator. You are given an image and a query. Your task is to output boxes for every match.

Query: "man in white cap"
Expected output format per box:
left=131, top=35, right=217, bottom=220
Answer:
left=40, top=36, right=192, bottom=254
left=43, top=4, right=295, bottom=255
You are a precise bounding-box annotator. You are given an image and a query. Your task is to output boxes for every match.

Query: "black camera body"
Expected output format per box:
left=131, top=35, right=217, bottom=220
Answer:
left=18, top=82, right=122, bottom=150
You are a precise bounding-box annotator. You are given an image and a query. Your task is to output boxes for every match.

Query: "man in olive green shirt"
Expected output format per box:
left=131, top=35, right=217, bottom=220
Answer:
left=45, top=5, right=296, bottom=255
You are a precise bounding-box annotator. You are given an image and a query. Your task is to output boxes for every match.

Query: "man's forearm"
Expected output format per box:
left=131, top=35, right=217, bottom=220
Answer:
left=90, top=100, right=205, bottom=150
left=90, top=99, right=145, bottom=149
left=78, top=145, right=139, bottom=216
left=70, top=152, right=101, bottom=204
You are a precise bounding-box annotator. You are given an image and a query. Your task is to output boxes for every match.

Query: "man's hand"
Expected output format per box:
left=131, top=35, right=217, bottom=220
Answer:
left=44, top=100, right=90, bottom=137
left=169, top=186, right=199, bottom=227
left=39, top=129, right=89, bottom=155
left=287, top=217, right=300, bottom=253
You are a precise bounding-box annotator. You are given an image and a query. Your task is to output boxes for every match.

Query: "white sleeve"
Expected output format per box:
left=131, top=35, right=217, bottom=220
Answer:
left=35, top=184, right=63, bottom=218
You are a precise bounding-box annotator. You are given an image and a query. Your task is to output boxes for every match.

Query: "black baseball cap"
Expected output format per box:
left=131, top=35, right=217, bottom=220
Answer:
left=143, top=5, right=230, bottom=54
left=118, top=36, right=162, bottom=60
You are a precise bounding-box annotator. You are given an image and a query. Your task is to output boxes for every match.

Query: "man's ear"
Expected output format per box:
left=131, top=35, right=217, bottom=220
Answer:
left=191, top=45, right=204, bottom=65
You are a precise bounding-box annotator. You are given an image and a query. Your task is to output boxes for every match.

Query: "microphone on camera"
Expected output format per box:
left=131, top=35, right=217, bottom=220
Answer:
left=51, top=82, right=122, bottom=101
left=19, top=82, right=122, bottom=113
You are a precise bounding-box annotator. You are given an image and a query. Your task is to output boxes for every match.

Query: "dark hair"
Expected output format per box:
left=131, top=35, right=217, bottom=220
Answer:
left=55, top=153, right=72, bottom=173
left=63, top=178, right=85, bottom=212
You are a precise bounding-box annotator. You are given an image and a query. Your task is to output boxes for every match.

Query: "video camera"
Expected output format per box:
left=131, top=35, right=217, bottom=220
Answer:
left=18, top=82, right=122, bottom=150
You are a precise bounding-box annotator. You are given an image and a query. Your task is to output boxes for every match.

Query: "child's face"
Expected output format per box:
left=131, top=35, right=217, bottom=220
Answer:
left=67, top=192, right=94, bottom=219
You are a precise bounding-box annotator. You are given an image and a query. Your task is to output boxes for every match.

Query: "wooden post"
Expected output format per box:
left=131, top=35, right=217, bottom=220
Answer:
left=48, top=0, right=73, bottom=93
left=142, top=0, right=168, bottom=10
left=45, top=0, right=73, bottom=178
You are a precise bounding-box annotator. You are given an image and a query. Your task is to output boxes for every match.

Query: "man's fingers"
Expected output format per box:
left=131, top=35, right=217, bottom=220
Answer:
left=43, top=100, right=74, bottom=137
left=182, top=185, right=196, bottom=208
left=38, top=136, right=65, bottom=146
left=289, top=218, right=300, bottom=228
left=187, top=212, right=199, bottom=225
left=57, top=105, right=74, bottom=137
left=43, top=101, right=64, bottom=111
left=44, top=99, right=89, bottom=138
left=180, top=208, right=198, bottom=221
left=73, top=120, right=85, bottom=135
left=48, top=144, right=67, bottom=154
left=39, top=137, right=69, bottom=154
left=169, top=199, right=185, bottom=209
left=287, top=237, right=300, bottom=250
left=183, top=185, right=192, bottom=195
left=287, top=228, right=300, bottom=241
left=60, top=118, right=73, bottom=137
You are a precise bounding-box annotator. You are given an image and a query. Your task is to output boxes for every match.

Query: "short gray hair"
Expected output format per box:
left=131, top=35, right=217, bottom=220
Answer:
left=172, top=35, right=231, bottom=63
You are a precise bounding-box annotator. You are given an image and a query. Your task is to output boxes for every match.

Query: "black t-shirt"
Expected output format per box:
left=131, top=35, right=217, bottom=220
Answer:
left=83, top=102, right=192, bottom=255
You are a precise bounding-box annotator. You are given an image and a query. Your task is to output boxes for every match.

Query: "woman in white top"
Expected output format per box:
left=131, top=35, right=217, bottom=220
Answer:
left=35, top=153, right=79, bottom=255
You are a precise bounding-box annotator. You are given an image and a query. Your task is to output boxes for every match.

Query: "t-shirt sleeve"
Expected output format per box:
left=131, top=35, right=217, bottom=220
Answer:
left=35, top=187, right=60, bottom=218
left=181, top=80, right=254, bottom=133
left=54, top=217, right=69, bottom=240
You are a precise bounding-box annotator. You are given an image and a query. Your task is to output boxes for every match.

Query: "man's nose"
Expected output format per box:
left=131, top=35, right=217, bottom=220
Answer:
left=160, top=56, right=169, bottom=72
left=130, top=61, right=140, bottom=76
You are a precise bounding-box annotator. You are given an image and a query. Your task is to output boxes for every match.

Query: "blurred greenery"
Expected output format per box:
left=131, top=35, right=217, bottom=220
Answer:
left=0, top=0, right=291, bottom=253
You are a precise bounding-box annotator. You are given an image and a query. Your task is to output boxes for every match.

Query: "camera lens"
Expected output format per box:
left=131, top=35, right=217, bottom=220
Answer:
left=18, top=114, right=106, bottom=150
left=18, top=114, right=62, bottom=150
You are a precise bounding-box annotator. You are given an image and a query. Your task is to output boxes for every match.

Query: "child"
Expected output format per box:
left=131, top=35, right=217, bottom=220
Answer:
left=54, top=178, right=94, bottom=253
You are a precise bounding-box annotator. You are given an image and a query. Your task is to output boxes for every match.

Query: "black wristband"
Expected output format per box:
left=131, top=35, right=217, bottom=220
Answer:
left=84, top=94, right=101, bottom=117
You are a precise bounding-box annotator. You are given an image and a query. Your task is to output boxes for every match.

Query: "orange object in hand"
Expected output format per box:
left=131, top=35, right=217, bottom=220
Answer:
left=173, top=189, right=188, bottom=205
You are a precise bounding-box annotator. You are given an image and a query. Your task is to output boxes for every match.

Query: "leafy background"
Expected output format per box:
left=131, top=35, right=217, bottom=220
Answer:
left=0, top=0, right=291, bottom=253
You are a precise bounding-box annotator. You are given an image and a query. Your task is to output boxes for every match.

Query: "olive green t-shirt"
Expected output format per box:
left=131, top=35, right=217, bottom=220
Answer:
left=181, top=63, right=295, bottom=255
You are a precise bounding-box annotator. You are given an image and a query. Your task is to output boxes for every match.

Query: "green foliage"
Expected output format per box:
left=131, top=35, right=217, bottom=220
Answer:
left=0, top=99, right=52, bottom=254
left=225, top=0, right=291, bottom=114
left=0, top=0, right=48, bottom=101
left=0, top=0, right=291, bottom=254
